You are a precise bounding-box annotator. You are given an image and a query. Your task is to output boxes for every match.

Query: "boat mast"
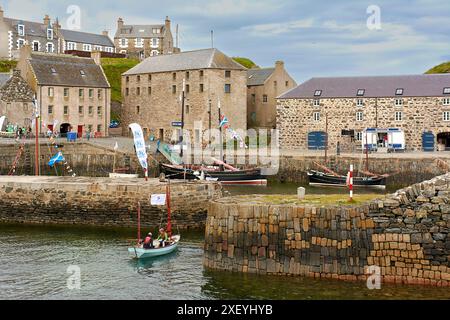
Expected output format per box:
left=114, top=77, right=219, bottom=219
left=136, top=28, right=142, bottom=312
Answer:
left=324, top=112, right=328, bottom=165
left=365, top=131, right=369, bottom=172
left=180, top=79, right=186, bottom=159
left=137, top=201, right=141, bottom=245
left=218, top=99, right=224, bottom=164
left=166, top=180, right=172, bottom=237
left=33, top=95, right=40, bottom=176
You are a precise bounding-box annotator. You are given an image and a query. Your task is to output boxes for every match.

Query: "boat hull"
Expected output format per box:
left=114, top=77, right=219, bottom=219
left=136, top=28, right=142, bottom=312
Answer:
left=128, top=235, right=181, bottom=259
left=160, top=163, right=267, bottom=185
left=307, top=170, right=386, bottom=188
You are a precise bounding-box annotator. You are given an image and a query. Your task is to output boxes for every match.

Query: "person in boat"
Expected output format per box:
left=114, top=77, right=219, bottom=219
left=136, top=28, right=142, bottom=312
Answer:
left=143, top=232, right=154, bottom=249
left=157, top=228, right=169, bottom=248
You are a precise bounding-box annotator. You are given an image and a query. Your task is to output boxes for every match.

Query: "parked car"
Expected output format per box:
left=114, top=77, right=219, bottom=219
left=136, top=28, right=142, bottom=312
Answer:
left=109, top=120, right=120, bottom=128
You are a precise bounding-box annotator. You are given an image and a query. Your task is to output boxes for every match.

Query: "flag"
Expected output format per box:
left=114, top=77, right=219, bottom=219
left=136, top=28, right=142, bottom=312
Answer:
left=48, top=152, right=65, bottom=167
left=219, top=115, right=229, bottom=128
left=114, top=141, right=119, bottom=151
left=129, top=123, right=148, bottom=172
left=0, top=116, right=5, bottom=132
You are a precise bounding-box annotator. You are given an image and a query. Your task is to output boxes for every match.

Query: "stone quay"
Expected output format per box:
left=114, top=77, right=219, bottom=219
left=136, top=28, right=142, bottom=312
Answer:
left=0, top=176, right=222, bottom=229
left=204, top=174, right=450, bottom=287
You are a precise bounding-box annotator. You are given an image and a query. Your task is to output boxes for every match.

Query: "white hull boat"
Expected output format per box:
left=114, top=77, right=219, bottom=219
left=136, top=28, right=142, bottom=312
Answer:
left=109, top=173, right=139, bottom=179
left=128, top=235, right=181, bottom=259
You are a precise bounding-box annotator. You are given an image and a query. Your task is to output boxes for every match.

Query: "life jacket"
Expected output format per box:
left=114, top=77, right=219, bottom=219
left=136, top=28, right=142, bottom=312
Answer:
left=144, top=236, right=152, bottom=244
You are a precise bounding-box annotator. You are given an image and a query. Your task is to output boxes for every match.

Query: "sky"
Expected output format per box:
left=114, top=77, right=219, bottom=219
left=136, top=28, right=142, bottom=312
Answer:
left=2, top=0, right=450, bottom=83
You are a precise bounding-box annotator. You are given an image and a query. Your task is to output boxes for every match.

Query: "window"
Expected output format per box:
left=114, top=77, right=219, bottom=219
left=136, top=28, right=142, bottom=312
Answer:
left=137, top=87, right=141, bottom=95
left=443, top=111, right=450, bottom=121
left=356, top=111, right=363, bottom=121
left=395, top=98, right=403, bottom=106
left=79, top=89, right=84, bottom=98
left=89, top=89, right=94, bottom=98
left=148, top=87, right=152, bottom=95
left=444, top=88, right=450, bottom=95
left=126, top=76, right=130, bottom=83
left=185, top=84, right=190, bottom=93
left=48, top=105, right=53, bottom=114
left=186, top=105, right=190, bottom=114
left=200, top=84, right=204, bottom=93
left=32, top=41, right=40, bottom=51
left=395, top=111, right=403, bottom=121
left=186, top=71, right=190, bottom=80
left=314, top=90, right=322, bottom=97
left=97, top=125, right=102, bottom=133
left=88, top=125, right=93, bottom=132
left=225, top=71, right=231, bottom=78
left=48, top=87, right=54, bottom=97
left=285, top=81, right=289, bottom=87
left=88, top=106, right=93, bottom=115
left=67, top=42, right=76, bottom=50
left=64, top=88, right=69, bottom=97
left=47, top=28, right=53, bottom=40
left=263, top=95, right=268, bottom=103
left=172, top=85, right=177, bottom=94
left=172, top=73, right=177, bottom=81
left=120, top=38, right=127, bottom=47
left=46, top=43, right=54, bottom=53
left=251, top=94, right=256, bottom=104
left=136, top=38, right=144, bottom=48
left=148, top=74, right=152, bottom=82
left=200, top=70, right=204, bottom=78
left=97, top=106, right=102, bottom=116
left=356, top=132, right=363, bottom=141
left=18, top=24, right=25, bottom=36
left=313, top=112, right=320, bottom=122
left=63, top=106, right=68, bottom=115
left=98, top=89, right=102, bottom=99
left=357, top=99, right=364, bottom=107
left=152, top=28, right=160, bottom=34
left=443, top=98, right=450, bottom=106
left=225, top=84, right=231, bottom=93
left=83, top=44, right=92, bottom=51
left=137, top=75, right=141, bottom=82
left=395, top=88, right=404, bottom=96
left=79, top=106, right=84, bottom=115
left=136, top=106, right=140, bottom=114
left=150, top=38, right=159, bottom=47
left=274, top=81, right=277, bottom=88
left=357, top=89, right=365, bottom=96
left=17, top=39, right=25, bottom=49
left=313, top=99, right=320, bottom=107
left=126, top=88, right=129, bottom=96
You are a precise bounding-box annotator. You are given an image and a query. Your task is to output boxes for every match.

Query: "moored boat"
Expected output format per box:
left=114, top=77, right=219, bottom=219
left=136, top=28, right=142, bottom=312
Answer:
left=307, top=170, right=386, bottom=188
left=128, top=235, right=181, bottom=259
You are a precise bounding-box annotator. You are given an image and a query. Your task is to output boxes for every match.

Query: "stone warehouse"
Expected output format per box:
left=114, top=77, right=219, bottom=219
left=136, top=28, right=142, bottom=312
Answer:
left=114, top=16, right=177, bottom=60
left=247, top=61, right=296, bottom=129
left=16, top=46, right=111, bottom=137
left=277, top=74, right=450, bottom=151
left=121, top=48, right=247, bottom=142
left=204, top=173, right=450, bottom=286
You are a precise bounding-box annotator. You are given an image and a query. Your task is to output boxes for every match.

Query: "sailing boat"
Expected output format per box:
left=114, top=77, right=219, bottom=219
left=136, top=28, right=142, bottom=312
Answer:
left=128, top=182, right=181, bottom=259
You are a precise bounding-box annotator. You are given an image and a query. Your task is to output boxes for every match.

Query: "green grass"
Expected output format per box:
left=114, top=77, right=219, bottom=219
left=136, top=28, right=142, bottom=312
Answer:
left=236, top=194, right=383, bottom=206
left=101, top=58, right=139, bottom=103
left=425, top=62, right=450, bottom=74
left=0, top=60, right=17, bottom=72
left=232, top=57, right=259, bottom=69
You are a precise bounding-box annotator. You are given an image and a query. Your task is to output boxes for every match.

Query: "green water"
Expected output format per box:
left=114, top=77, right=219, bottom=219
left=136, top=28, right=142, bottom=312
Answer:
left=0, top=224, right=448, bottom=300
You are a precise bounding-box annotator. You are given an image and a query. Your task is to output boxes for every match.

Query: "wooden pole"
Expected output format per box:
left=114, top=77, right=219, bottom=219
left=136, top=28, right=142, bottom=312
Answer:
left=349, top=165, right=354, bottom=202
left=180, top=79, right=185, bottom=159
left=365, top=131, right=369, bottom=172
left=324, top=113, right=328, bottom=165
left=34, top=114, right=39, bottom=176
left=218, top=99, right=223, bottom=164
left=166, top=181, right=172, bottom=237
left=137, top=201, right=141, bottom=245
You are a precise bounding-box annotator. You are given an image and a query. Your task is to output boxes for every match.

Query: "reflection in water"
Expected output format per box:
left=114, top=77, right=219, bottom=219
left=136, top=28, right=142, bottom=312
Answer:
left=0, top=223, right=449, bottom=300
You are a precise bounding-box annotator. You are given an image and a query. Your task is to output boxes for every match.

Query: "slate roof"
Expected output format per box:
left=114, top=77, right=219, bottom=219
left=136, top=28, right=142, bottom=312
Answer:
left=279, top=74, right=450, bottom=99
left=4, top=17, right=50, bottom=38
left=60, top=29, right=115, bottom=47
left=27, top=52, right=110, bottom=88
left=115, top=24, right=165, bottom=38
left=124, top=48, right=246, bottom=75
left=0, top=73, right=11, bottom=88
left=0, top=70, right=34, bottom=102
left=247, top=68, right=275, bottom=86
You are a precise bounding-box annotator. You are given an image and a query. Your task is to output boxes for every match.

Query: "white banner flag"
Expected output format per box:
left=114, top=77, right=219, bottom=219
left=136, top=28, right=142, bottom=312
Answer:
left=129, top=123, right=148, bottom=172
left=0, top=116, right=5, bottom=132
left=151, top=194, right=167, bottom=206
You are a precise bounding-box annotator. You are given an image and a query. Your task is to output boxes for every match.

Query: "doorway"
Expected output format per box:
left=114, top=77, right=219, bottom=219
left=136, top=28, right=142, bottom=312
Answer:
left=77, top=125, right=84, bottom=138
left=60, top=123, right=71, bottom=137
left=437, top=132, right=450, bottom=151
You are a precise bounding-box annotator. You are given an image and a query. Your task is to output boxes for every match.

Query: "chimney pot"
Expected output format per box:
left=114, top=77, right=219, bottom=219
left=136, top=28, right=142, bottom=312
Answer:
left=91, top=51, right=102, bottom=65
left=102, top=30, right=108, bottom=36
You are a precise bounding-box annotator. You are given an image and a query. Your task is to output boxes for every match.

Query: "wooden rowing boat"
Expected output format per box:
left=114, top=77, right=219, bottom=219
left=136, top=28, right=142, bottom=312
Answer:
left=128, top=235, right=181, bottom=259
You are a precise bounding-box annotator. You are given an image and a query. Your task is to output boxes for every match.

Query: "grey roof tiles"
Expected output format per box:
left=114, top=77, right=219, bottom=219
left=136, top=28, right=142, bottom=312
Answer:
left=60, top=29, right=114, bottom=47
left=247, top=68, right=275, bottom=86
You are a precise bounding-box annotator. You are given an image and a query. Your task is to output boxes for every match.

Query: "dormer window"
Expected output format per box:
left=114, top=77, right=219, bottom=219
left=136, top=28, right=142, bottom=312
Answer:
left=314, top=90, right=322, bottom=97
left=444, top=87, right=450, bottom=95
left=51, top=67, right=57, bottom=75
left=18, top=24, right=25, bottom=36
left=47, top=28, right=53, bottom=40
left=80, top=70, right=86, bottom=76
left=357, top=89, right=365, bottom=96
left=152, top=28, right=161, bottom=34
left=395, top=88, right=404, bottom=96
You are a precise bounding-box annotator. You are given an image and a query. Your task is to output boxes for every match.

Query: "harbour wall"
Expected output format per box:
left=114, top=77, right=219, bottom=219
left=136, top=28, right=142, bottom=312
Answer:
left=0, top=176, right=222, bottom=229
left=204, top=174, right=450, bottom=286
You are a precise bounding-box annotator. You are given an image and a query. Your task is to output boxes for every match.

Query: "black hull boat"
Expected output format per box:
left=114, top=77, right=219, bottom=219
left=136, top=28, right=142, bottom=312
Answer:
left=160, top=163, right=267, bottom=185
left=307, top=170, right=386, bottom=188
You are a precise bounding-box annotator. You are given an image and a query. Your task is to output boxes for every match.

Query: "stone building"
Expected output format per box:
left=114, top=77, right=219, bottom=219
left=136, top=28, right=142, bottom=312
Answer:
left=114, top=16, right=176, bottom=59
left=16, top=46, right=111, bottom=137
left=121, top=48, right=247, bottom=142
left=277, top=74, right=450, bottom=152
left=0, top=69, right=34, bottom=128
left=0, top=7, right=60, bottom=59
left=247, top=61, right=296, bottom=129
left=58, top=29, right=115, bottom=54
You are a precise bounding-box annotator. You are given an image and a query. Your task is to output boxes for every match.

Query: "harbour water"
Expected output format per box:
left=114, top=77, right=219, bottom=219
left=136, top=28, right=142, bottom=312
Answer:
left=1, top=223, right=449, bottom=300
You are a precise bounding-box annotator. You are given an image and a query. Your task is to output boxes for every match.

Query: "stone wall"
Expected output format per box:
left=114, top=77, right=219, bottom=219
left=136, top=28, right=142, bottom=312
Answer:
left=277, top=97, right=450, bottom=151
left=0, top=176, right=222, bottom=229
left=204, top=174, right=450, bottom=286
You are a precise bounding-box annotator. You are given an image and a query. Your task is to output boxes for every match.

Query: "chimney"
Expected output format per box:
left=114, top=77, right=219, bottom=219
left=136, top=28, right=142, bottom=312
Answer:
left=20, top=44, right=32, bottom=60
left=275, top=60, right=284, bottom=70
left=91, top=51, right=102, bottom=65
left=102, top=30, right=108, bottom=37
left=117, top=17, right=124, bottom=30
left=0, top=6, right=4, bottom=20
left=165, top=16, right=171, bottom=30
left=52, top=18, right=61, bottom=32
left=43, top=14, right=51, bottom=27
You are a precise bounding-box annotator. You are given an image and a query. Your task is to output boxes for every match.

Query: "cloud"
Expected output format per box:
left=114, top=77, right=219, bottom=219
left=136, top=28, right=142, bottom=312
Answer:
left=242, top=18, right=315, bottom=36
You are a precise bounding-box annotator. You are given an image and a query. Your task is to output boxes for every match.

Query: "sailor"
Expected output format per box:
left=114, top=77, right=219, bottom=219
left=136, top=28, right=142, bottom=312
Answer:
left=143, top=232, right=154, bottom=249
left=157, top=228, right=169, bottom=248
